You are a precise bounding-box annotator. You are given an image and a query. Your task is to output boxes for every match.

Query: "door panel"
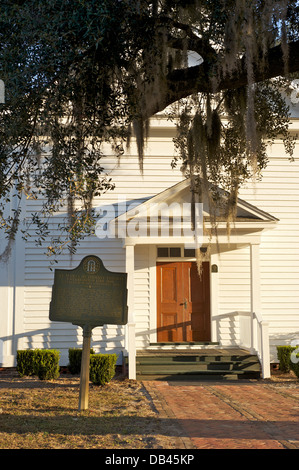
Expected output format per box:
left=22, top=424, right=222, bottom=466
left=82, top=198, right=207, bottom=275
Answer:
left=157, top=261, right=210, bottom=342
left=157, top=263, right=182, bottom=342
left=188, top=262, right=211, bottom=341
left=161, top=266, right=178, bottom=303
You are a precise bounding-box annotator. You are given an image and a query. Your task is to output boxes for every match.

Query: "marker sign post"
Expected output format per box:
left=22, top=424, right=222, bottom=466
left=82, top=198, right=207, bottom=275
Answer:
left=49, top=255, right=128, bottom=411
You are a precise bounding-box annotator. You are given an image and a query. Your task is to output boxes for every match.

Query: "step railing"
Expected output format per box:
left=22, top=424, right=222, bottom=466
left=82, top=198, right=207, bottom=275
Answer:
left=213, top=310, right=270, bottom=378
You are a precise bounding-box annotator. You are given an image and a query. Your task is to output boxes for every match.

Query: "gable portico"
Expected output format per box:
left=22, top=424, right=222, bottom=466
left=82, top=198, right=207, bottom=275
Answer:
left=118, top=179, right=278, bottom=380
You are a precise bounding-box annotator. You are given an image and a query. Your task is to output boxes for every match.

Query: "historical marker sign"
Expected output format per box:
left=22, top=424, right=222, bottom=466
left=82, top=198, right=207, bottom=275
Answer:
left=49, top=255, right=128, bottom=411
left=49, top=255, right=128, bottom=328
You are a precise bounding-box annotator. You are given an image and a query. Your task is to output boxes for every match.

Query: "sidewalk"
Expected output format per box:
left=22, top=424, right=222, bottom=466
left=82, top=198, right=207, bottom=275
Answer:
left=143, top=378, right=299, bottom=449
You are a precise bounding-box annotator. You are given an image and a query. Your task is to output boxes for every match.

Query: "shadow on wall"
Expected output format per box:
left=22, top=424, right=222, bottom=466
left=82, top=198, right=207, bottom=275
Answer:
left=0, top=324, right=125, bottom=367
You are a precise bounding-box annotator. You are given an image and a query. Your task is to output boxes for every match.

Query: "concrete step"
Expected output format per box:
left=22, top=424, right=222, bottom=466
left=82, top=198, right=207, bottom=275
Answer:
left=136, top=355, right=259, bottom=364
left=136, top=362, right=261, bottom=372
left=134, top=348, right=261, bottom=381
left=136, top=370, right=260, bottom=381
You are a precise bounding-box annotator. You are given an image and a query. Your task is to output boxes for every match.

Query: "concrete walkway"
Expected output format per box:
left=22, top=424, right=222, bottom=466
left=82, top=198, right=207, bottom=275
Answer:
left=144, top=379, right=299, bottom=449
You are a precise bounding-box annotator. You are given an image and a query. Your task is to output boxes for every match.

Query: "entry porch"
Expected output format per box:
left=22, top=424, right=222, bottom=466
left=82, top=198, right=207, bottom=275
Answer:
left=124, top=238, right=273, bottom=381
left=117, top=179, right=278, bottom=380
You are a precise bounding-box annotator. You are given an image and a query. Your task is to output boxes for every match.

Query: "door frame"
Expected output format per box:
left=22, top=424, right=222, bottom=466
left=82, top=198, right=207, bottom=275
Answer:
left=148, top=246, right=214, bottom=344
left=156, top=260, right=211, bottom=342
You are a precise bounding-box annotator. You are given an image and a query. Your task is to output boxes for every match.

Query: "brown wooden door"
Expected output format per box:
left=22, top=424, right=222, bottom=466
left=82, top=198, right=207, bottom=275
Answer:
left=157, top=261, right=210, bottom=342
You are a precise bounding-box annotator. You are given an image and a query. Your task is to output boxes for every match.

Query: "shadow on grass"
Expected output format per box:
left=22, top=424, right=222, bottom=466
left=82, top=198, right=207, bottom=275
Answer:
left=1, top=413, right=299, bottom=442
left=0, top=414, right=158, bottom=434
left=0, top=373, right=82, bottom=389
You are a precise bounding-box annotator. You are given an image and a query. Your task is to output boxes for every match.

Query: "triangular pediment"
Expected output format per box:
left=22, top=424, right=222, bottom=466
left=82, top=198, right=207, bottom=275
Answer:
left=111, top=178, right=278, bottom=244
left=116, top=178, right=278, bottom=224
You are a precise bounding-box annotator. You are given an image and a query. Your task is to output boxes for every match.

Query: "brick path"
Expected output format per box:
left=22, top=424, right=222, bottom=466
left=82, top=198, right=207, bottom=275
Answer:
left=144, top=380, right=299, bottom=449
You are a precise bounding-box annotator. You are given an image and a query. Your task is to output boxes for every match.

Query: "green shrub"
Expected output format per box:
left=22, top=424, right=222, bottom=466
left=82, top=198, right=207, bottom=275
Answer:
left=16, top=350, right=36, bottom=377
left=89, top=354, right=118, bottom=385
left=290, top=350, right=299, bottom=379
left=34, top=350, right=60, bottom=380
left=276, top=346, right=296, bottom=372
left=68, top=348, right=95, bottom=374
left=16, top=349, right=60, bottom=380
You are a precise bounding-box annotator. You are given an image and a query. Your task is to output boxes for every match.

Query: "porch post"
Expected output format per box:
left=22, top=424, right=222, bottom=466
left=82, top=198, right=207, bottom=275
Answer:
left=250, top=243, right=261, bottom=354
left=125, top=243, right=136, bottom=380
left=250, top=243, right=271, bottom=378
left=210, top=253, right=219, bottom=343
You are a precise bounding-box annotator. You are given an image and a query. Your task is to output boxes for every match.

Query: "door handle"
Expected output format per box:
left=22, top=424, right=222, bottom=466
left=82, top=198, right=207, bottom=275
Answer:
left=180, top=299, right=187, bottom=309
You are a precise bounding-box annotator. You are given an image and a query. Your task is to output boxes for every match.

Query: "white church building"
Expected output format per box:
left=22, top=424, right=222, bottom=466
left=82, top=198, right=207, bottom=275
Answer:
left=0, top=101, right=299, bottom=381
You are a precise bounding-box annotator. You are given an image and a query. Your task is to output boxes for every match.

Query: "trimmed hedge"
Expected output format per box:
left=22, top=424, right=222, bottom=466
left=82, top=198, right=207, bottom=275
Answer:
left=276, top=346, right=296, bottom=372
left=89, top=353, right=118, bottom=385
left=16, top=348, right=117, bottom=384
left=68, top=349, right=117, bottom=385
left=290, top=351, right=299, bottom=378
left=68, top=348, right=95, bottom=374
left=17, top=349, right=60, bottom=380
left=16, top=350, right=35, bottom=377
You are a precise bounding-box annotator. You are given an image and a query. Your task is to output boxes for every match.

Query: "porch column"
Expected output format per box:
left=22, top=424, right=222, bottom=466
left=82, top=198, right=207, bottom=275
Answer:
left=250, top=243, right=270, bottom=378
left=250, top=243, right=261, bottom=353
left=210, top=253, right=219, bottom=343
left=125, top=243, right=136, bottom=380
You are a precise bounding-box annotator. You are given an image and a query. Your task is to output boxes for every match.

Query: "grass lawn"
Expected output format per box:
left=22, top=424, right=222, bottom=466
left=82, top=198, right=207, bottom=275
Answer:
left=0, top=371, right=179, bottom=449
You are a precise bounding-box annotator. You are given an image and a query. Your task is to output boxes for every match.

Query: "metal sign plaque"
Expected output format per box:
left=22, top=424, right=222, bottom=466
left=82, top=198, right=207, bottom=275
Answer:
left=49, top=255, right=128, bottom=328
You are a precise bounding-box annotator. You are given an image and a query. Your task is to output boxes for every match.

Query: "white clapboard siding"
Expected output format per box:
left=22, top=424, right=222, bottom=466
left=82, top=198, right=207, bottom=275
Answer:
left=20, top=135, right=184, bottom=365
left=1, top=116, right=298, bottom=367
left=237, top=142, right=299, bottom=361
left=216, top=247, right=250, bottom=346
left=134, top=245, right=151, bottom=350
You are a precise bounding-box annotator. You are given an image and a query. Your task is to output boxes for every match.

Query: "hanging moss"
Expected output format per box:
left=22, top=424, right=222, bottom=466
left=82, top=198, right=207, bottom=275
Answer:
left=0, top=0, right=297, bottom=262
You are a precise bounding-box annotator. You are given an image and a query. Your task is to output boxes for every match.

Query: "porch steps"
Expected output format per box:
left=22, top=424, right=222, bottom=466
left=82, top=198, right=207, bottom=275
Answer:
left=135, top=348, right=261, bottom=381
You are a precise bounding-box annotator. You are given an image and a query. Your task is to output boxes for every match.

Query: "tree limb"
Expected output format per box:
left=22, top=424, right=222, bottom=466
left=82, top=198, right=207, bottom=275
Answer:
left=145, top=39, right=299, bottom=117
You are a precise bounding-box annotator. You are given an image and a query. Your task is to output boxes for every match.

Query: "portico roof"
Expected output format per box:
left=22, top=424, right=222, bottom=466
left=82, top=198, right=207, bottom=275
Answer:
left=112, top=178, right=278, bottom=246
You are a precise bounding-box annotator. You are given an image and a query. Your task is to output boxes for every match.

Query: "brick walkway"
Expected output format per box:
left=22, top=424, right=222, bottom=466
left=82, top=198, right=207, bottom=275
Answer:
left=144, top=380, right=299, bottom=449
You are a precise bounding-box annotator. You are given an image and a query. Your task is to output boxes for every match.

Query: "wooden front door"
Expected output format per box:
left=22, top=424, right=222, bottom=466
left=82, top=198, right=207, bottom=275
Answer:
left=156, top=262, right=211, bottom=342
